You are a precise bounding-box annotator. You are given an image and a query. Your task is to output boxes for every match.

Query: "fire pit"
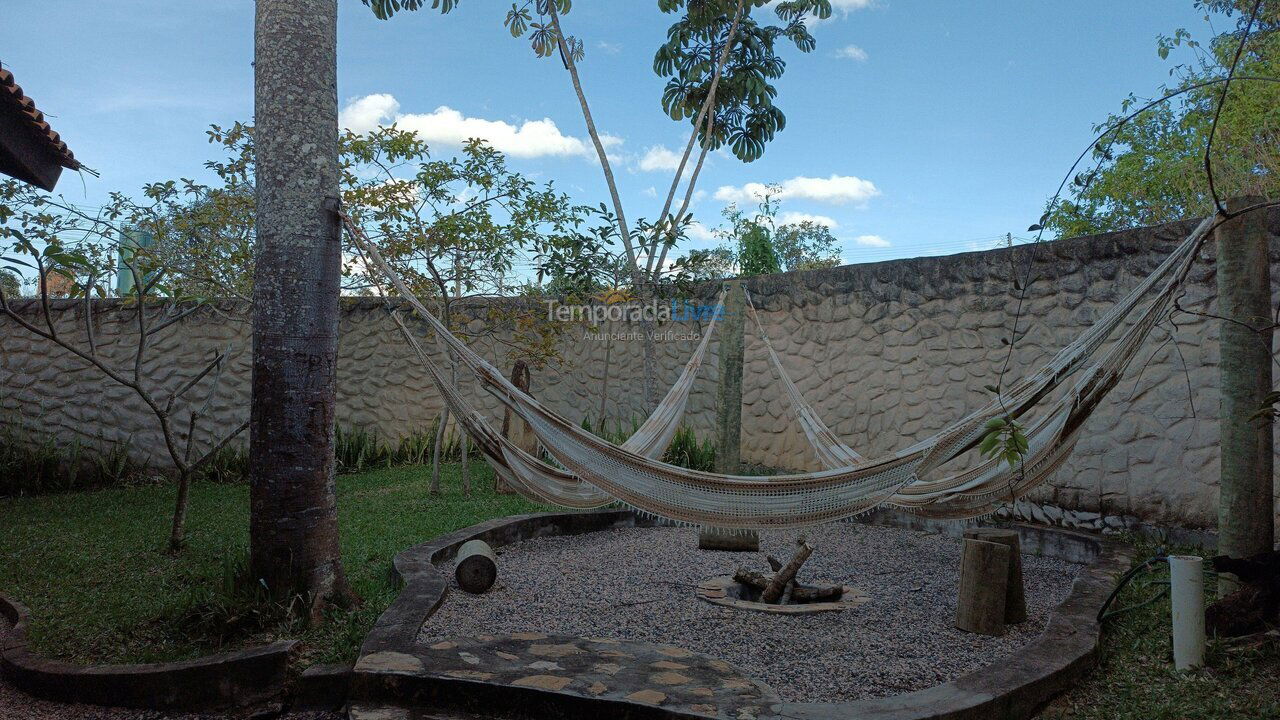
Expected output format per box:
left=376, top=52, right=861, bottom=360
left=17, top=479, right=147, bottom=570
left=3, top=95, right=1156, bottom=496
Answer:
left=695, top=574, right=868, bottom=613
left=695, top=537, right=870, bottom=613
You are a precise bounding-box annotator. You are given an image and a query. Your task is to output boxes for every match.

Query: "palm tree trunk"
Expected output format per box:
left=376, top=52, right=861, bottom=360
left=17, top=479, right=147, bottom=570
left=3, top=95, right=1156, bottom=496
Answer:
left=249, top=0, right=355, bottom=613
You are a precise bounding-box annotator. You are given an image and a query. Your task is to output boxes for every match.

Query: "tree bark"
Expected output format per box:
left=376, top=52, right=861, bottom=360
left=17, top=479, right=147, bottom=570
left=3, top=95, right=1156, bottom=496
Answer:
left=715, top=279, right=745, bottom=474
left=249, top=0, right=355, bottom=613
left=431, top=405, right=448, bottom=495
left=168, top=470, right=192, bottom=551
left=1216, top=196, right=1274, bottom=596
left=955, top=538, right=1009, bottom=636
left=963, top=528, right=1026, bottom=624
left=762, top=539, right=813, bottom=604
left=498, top=360, right=534, bottom=494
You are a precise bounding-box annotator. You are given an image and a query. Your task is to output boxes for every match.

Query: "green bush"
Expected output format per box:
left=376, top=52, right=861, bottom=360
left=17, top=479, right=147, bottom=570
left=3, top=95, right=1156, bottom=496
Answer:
left=335, top=421, right=461, bottom=474
left=580, top=416, right=715, bottom=472
left=0, top=423, right=150, bottom=496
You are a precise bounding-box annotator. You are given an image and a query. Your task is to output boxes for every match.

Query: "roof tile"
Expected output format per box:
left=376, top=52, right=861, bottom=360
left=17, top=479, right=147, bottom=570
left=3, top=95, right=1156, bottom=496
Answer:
left=0, top=67, right=80, bottom=171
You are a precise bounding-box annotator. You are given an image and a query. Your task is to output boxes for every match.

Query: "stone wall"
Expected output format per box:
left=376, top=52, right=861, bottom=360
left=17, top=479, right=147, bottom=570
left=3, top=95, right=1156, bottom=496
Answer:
left=2, top=216, right=1278, bottom=528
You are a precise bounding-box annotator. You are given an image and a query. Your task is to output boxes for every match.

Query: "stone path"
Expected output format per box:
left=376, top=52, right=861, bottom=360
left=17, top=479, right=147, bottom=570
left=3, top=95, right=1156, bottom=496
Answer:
left=353, top=632, right=777, bottom=719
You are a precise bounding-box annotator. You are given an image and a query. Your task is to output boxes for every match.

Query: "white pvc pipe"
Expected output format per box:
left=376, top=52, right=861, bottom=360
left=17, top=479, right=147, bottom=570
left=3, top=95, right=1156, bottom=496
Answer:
left=1168, top=555, right=1205, bottom=671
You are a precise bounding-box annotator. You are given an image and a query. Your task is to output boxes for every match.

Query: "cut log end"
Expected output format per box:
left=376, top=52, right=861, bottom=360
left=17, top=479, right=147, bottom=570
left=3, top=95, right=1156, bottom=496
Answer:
left=455, top=539, right=498, bottom=594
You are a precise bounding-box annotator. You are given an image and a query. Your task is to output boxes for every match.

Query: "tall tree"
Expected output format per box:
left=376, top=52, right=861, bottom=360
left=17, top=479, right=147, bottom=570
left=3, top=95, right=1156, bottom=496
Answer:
left=1047, top=0, right=1279, bottom=236
left=250, top=0, right=355, bottom=612
left=361, top=0, right=831, bottom=410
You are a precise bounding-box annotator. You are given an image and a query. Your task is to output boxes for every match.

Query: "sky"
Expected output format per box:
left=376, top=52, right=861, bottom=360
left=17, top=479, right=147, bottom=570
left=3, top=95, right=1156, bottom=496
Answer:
left=5, top=0, right=1219, bottom=272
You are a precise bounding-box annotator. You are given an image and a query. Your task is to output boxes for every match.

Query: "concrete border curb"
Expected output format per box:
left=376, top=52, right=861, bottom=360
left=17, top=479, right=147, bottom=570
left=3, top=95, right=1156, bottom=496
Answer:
left=0, top=593, right=296, bottom=710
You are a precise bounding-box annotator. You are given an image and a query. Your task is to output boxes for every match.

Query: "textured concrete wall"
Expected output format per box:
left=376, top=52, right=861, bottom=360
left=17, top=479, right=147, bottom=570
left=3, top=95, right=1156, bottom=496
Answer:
left=2, top=217, right=1277, bottom=528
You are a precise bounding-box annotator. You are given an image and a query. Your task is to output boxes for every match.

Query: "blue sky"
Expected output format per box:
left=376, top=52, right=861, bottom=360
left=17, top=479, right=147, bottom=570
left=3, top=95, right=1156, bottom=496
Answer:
left=6, top=0, right=1215, bottom=270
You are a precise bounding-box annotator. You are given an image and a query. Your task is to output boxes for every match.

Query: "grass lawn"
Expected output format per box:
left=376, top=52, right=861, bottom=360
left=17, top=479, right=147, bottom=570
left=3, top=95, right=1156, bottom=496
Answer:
left=1037, top=536, right=1280, bottom=720
left=0, top=462, right=546, bottom=667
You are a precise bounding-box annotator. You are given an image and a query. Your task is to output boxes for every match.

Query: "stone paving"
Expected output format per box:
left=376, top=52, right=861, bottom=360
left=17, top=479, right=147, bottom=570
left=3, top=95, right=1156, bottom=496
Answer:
left=354, top=631, right=777, bottom=719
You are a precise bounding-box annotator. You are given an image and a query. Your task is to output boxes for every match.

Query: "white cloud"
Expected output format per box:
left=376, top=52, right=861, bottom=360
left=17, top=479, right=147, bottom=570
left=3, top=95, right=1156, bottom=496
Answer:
left=686, top=221, right=717, bottom=243
left=714, top=175, right=880, bottom=206
left=807, top=0, right=875, bottom=26
left=340, top=94, right=620, bottom=159
left=642, top=186, right=658, bottom=198
left=340, top=93, right=401, bottom=134
left=639, top=145, right=682, bottom=172
left=779, top=212, right=838, bottom=228
left=854, top=234, right=890, bottom=247
left=596, top=40, right=622, bottom=55
left=835, top=44, right=868, bottom=61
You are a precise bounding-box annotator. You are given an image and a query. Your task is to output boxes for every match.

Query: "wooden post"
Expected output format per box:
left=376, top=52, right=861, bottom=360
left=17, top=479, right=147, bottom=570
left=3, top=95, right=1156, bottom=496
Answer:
left=455, top=540, right=498, bottom=594
left=701, top=280, right=758, bottom=551
left=1216, top=196, right=1275, bottom=597
left=963, top=528, right=1027, bottom=624
left=955, top=538, right=1010, bottom=636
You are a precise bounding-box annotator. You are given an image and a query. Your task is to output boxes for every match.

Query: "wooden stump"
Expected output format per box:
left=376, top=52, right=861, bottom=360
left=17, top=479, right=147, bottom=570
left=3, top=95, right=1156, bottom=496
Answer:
left=698, top=527, right=759, bottom=552
left=955, top=538, right=1010, bottom=636
left=455, top=539, right=498, bottom=594
left=963, top=527, right=1027, bottom=624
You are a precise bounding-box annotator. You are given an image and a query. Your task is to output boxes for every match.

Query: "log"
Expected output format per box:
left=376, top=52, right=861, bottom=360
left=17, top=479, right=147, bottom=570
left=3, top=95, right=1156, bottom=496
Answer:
left=762, top=539, right=813, bottom=604
left=733, top=567, right=771, bottom=590
left=963, top=528, right=1027, bottom=624
left=699, top=527, right=759, bottom=552
left=455, top=539, right=498, bottom=593
left=955, top=538, right=1009, bottom=636
left=792, top=584, right=844, bottom=603
left=734, top=568, right=843, bottom=603
left=766, top=554, right=783, bottom=572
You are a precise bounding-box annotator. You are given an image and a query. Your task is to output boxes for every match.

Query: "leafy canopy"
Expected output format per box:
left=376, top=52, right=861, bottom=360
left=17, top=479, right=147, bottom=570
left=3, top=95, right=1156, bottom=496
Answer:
left=1047, top=0, right=1279, bottom=237
left=654, top=0, right=832, bottom=162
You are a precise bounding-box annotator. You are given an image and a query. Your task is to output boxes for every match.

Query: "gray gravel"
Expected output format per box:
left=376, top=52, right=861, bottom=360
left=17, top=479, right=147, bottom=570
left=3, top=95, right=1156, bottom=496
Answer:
left=420, top=523, right=1083, bottom=703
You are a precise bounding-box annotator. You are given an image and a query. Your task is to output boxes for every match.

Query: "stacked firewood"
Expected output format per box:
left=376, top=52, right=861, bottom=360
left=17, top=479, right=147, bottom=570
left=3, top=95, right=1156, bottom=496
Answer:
left=732, top=537, right=844, bottom=605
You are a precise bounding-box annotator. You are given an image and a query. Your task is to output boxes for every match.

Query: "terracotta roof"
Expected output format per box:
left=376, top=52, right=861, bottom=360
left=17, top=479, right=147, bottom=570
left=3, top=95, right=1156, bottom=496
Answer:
left=0, top=67, right=80, bottom=171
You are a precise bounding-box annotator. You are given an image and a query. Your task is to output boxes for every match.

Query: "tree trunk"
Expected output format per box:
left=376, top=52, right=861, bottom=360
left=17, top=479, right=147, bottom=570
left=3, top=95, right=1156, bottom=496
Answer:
left=1216, top=196, right=1274, bottom=597
left=431, top=405, right=449, bottom=495
left=715, top=280, right=745, bottom=474
left=168, top=470, right=191, bottom=551
left=704, top=281, right=757, bottom=548
left=249, top=0, right=354, bottom=613
left=499, top=361, right=534, bottom=494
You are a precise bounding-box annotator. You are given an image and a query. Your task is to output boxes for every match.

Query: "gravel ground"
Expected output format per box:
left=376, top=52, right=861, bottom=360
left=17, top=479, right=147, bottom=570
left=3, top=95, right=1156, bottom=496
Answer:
left=0, top=618, right=340, bottom=720
left=420, top=523, right=1084, bottom=703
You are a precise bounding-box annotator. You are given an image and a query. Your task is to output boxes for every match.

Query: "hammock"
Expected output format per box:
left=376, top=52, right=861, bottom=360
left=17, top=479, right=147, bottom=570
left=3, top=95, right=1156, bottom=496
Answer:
left=346, top=214, right=1214, bottom=528
left=746, top=217, right=1212, bottom=518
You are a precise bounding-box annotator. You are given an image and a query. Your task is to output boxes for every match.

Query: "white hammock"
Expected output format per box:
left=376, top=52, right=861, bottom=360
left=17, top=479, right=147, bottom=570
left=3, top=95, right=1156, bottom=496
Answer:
left=347, top=214, right=1213, bottom=527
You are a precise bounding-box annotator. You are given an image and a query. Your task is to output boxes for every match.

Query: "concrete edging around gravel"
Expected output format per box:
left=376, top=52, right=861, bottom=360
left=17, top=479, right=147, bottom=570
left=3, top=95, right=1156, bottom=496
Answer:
left=0, top=592, right=296, bottom=710
left=353, top=509, right=1135, bottom=720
